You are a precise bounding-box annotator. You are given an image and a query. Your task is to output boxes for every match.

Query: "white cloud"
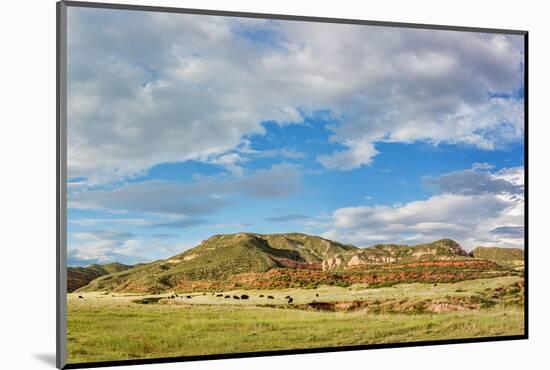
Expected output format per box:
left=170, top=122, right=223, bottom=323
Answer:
left=322, top=165, right=524, bottom=249
left=424, top=164, right=524, bottom=196
left=208, top=153, right=245, bottom=177
left=67, top=8, right=524, bottom=181
left=317, top=139, right=378, bottom=170
left=68, top=229, right=187, bottom=265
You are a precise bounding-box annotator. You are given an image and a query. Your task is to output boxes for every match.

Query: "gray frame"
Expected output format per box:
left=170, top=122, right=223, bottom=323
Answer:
left=56, top=1, right=528, bottom=369
left=56, top=1, right=67, bottom=368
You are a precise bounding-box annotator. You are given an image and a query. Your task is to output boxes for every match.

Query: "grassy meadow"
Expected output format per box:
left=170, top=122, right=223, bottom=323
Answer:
left=67, top=276, right=524, bottom=364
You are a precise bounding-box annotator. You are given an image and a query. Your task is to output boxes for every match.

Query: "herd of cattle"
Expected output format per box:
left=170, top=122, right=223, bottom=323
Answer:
left=159, top=292, right=318, bottom=304
left=78, top=292, right=323, bottom=305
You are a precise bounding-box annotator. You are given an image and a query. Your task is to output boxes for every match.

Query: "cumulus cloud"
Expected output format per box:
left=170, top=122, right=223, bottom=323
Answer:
left=68, top=228, right=187, bottom=265
left=322, top=165, right=524, bottom=249
left=67, top=8, right=524, bottom=181
left=424, top=163, right=524, bottom=196
left=317, top=139, right=378, bottom=170
left=68, top=229, right=137, bottom=264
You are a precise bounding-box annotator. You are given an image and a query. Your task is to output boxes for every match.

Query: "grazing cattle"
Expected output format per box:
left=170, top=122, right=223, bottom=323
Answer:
left=284, top=295, right=291, bottom=299
left=316, top=293, right=319, bottom=297
left=259, top=294, right=264, bottom=298
left=233, top=295, right=240, bottom=300
left=224, top=295, right=230, bottom=299
left=433, top=283, right=438, bottom=287
left=287, top=298, right=293, bottom=304
left=186, top=295, right=192, bottom=299
left=216, top=294, right=223, bottom=297
left=241, top=294, right=249, bottom=300
left=170, top=295, right=175, bottom=299
left=78, top=296, right=83, bottom=299
left=174, top=294, right=178, bottom=297
left=267, top=296, right=274, bottom=299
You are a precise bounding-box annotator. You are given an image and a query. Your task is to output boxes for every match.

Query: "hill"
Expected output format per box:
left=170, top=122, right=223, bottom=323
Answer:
left=471, top=246, right=524, bottom=269
left=67, top=262, right=133, bottom=292
left=325, top=239, right=469, bottom=269
left=78, top=233, right=356, bottom=292
left=76, top=233, right=517, bottom=293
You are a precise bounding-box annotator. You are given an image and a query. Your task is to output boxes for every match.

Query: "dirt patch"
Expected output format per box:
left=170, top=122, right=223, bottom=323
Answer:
left=427, top=303, right=467, bottom=313
left=295, top=300, right=369, bottom=312
left=131, top=297, right=164, bottom=305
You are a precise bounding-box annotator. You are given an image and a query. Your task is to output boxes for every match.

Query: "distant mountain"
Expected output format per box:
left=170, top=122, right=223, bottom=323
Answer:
left=67, top=262, right=133, bottom=292
left=75, top=233, right=518, bottom=293
left=324, top=239, right=469, bottom=269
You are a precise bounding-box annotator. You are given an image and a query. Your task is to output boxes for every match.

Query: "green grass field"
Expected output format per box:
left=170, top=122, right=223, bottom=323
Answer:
left=67, top=276, right=524, bottom=364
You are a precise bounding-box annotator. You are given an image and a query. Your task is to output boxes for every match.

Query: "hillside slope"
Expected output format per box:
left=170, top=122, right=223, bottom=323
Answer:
left=79, top=233, right=355, bottom=292
left=67, top=262, right=132, bottom=292
left=77, top=233, right=517, bottom=293
left=337, top=239, right=470, bottom=270
left=471, top=246, right=524, bottom=269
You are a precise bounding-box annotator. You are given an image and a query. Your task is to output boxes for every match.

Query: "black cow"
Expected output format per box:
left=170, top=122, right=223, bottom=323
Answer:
left=259, top=294, right=264, bottom=298
left=241, top=294, right=249, bottom=300
left=78, top=296, right=83, bottom=299
left=287, top=297, right=294, bottom=304
left=170, top=295, right=175, bottom=299
left=315, top=293, right=319, bottom=297
left=186, top=295, right=192, bottom=299
left=224, top=295, right=230, bottom=299
left=267, top=296, right=274, bottom=299
left=284, top=295, right=291, bottom=299
left=216, top=294, right=223, bottom=297
left=233, top=295, right=240, bottom=300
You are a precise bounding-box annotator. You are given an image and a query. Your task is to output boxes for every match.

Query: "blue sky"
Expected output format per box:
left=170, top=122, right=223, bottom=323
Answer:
left=66, top=8, right=525, bottom=266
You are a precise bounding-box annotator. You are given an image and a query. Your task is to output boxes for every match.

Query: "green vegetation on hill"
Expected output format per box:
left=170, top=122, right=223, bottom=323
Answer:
left=252, top=232, right=357, bottom=261
left=471, top=246, right=524, bottom=269
left=79, top=233, right=352, bottom=293
left=74, top=233, right=522, bottom=294
left=471, top=246, right=524, bottom=261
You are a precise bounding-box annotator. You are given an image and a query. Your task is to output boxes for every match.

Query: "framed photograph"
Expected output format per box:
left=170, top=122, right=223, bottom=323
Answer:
left=57, top=1, right=528, bottom=368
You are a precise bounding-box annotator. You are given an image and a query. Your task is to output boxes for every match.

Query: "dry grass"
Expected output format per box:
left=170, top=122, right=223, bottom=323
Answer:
left=67, top=276, right=524, bottom=364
